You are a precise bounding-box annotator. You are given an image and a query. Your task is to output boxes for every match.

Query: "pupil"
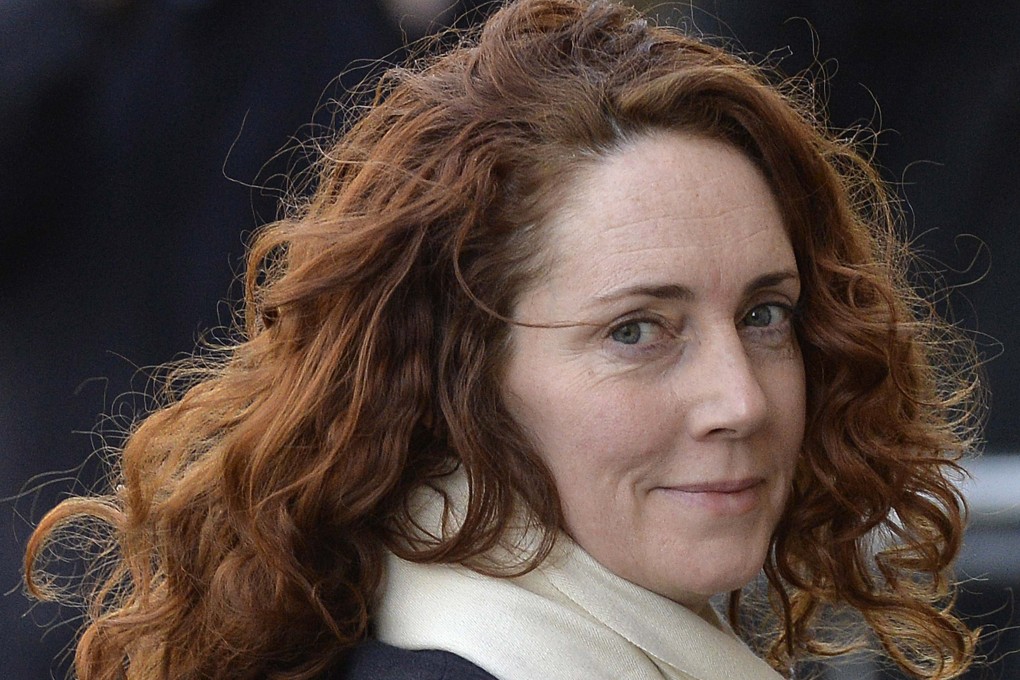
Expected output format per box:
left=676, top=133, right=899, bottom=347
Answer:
left=614, top=324, right=641, bottom=344
left=749, top=306, right=772, bottom=326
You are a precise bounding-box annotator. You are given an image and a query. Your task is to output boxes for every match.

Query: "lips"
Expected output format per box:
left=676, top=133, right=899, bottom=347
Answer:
left=666, top=478, right=763, bottom=494
left=655, top=478, right=765, bottom=514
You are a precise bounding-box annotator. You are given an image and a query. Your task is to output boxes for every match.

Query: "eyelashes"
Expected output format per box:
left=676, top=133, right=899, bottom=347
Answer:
left=609, top=319, right=664, bottom=346
left=605, top=314, right=677, bottom=355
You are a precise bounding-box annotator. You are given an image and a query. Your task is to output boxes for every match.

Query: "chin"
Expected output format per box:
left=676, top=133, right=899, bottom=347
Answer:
left=666, top=550, right=770, bottom=603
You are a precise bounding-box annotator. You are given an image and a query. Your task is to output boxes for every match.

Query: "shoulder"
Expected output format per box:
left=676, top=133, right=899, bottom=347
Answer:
left=323, top=639, right=500, bottom=680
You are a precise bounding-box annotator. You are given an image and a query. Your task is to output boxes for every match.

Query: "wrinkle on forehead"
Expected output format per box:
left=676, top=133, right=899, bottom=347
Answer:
left=518, top=131, right=798, bottom=319
left=547, top=136, right=785, bottom=247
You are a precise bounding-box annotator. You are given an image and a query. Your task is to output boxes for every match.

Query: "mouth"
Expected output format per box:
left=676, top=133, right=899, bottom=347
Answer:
left=654, top=478, right=765, bottom=514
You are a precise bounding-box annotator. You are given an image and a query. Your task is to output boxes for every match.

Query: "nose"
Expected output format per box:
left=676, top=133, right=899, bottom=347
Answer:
left=682, top=328, right=769, bottom=440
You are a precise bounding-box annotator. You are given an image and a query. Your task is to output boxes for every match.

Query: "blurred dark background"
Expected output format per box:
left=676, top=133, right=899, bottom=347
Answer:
left=2, top=1, right=1017, bottom=678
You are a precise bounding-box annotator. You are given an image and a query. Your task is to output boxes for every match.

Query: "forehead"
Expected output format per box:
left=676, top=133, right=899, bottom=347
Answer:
left=534, top=132, right=794, bottom=294
left=571, top=132, right=777, bottom=230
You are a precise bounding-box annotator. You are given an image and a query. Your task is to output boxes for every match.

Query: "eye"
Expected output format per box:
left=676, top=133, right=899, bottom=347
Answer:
left=610, top=320, right=656, bottom=345
left=742, top=303, right=792, bottom=329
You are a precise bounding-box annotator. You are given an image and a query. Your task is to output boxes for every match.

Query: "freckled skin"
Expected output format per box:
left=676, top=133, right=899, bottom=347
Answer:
left=504, top=132, right=806, bottom=609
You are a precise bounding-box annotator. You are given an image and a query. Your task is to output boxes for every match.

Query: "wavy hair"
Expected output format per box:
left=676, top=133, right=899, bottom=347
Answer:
left=26, top=0, right=982, bottom=678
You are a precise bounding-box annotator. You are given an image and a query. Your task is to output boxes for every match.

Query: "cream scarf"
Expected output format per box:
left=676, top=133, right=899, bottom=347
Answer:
left=374, top=475, right=786, bottom=680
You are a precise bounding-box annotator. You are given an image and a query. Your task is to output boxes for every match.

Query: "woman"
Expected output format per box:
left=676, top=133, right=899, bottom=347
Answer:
left=26, top=0, right=982, bottom=678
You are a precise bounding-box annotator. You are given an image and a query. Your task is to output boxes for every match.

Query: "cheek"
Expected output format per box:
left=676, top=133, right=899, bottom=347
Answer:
left=508, top=380, right=677, bottom=513
left=769, top=354, right=807, bottom=470
left=508, top=352, right=633, bottom=453
left=528, top=390, right=653, bottom=473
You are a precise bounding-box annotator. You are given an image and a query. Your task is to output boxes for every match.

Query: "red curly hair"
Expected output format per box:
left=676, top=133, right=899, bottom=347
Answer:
left=26, top=1, right=982, bottom=678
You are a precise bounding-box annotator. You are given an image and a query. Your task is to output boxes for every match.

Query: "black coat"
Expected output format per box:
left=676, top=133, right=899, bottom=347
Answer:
left=331, top=640, right=499, bottom=680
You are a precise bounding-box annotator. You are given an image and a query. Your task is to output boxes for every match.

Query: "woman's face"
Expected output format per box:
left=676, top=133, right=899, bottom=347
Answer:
left=504, top=131, right=806, bottom=608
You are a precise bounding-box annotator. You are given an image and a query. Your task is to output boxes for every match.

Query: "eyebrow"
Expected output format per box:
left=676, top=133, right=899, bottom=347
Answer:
left=593, top=270, right=800, bottom=305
